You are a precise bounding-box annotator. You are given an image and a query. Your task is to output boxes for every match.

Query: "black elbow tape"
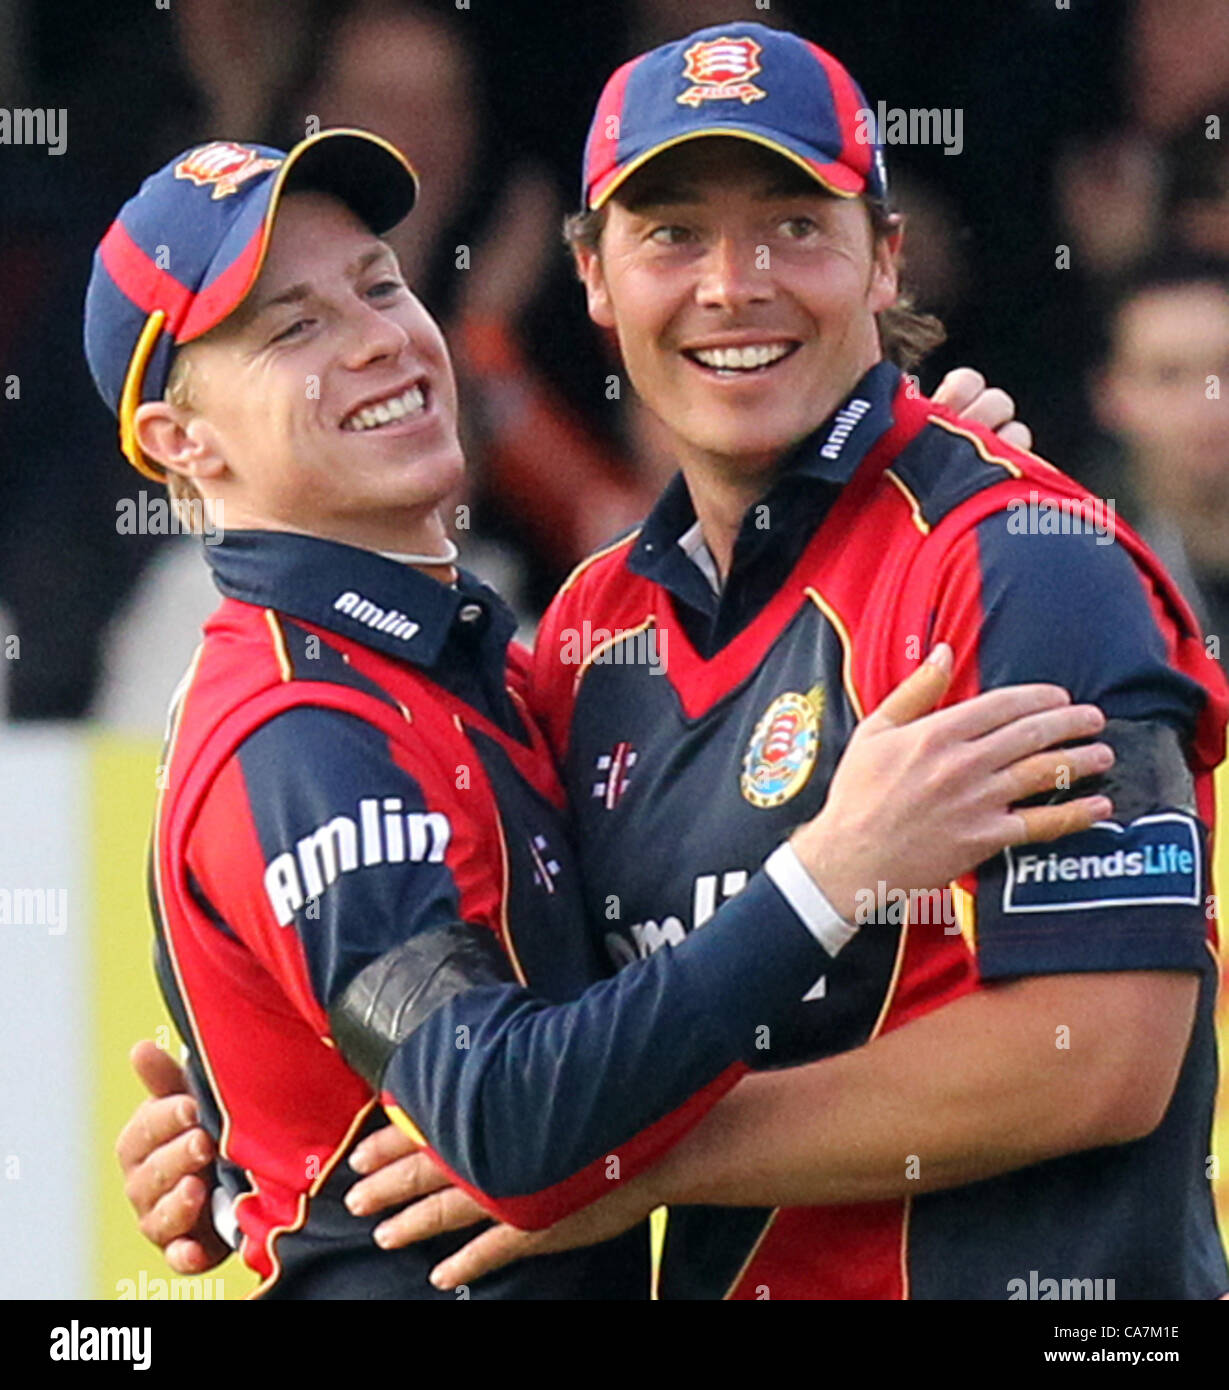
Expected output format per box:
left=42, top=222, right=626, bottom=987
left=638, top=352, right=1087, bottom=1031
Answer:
left=1092, top=718, right=1195, bottom=821
left=1034, top=718, right=1196, bottom=822
left=328, top=923, right=517, bottom=1090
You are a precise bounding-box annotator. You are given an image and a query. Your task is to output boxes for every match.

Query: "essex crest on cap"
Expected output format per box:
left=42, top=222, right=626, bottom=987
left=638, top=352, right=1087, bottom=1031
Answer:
left=678, top=36, right=767, bottom=108
left=174, top=142, right=282, bottom=200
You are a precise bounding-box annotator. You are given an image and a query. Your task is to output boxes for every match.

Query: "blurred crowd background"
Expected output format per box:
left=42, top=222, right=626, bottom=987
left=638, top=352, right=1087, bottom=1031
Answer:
left=1, top=0, right=1228, bottom=732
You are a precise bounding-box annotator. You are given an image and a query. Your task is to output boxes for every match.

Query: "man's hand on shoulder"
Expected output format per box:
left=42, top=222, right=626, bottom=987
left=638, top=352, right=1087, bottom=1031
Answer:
left=933, top=367, right=1034, bottom=452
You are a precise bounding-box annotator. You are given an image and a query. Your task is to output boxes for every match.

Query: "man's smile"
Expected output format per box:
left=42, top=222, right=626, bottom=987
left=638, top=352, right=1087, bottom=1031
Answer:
left=681, top=338, right=802, bottom=377
left=340, top=380, right=430, bottom=432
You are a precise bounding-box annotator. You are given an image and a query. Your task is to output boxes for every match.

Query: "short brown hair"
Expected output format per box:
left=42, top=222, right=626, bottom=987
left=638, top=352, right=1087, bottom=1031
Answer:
left=562, top=194, right=946, bottom=373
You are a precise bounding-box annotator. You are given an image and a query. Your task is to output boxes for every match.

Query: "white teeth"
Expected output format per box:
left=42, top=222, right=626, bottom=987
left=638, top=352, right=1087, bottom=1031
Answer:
left=344, top=385, right=427, bottom=431
left=691, top=342, right=794, bottom=371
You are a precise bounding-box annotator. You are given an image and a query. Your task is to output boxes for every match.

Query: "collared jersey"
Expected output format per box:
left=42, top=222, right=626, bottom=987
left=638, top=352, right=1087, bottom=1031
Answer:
left=151, top=530, right=833, bottom=1298
left=531, top=363, right=1229, bottom=1301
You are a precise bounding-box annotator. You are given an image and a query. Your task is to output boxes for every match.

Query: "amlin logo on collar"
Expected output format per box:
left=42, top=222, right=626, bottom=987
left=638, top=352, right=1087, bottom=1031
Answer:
left=333, top=591, right=420, bottom=642
left=1003, top=812, right=1201, bottom=915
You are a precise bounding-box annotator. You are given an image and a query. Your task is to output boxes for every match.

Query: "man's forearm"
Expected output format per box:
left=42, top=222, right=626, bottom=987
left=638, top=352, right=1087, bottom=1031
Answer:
left=648, top=970, right=1199, bottom=1209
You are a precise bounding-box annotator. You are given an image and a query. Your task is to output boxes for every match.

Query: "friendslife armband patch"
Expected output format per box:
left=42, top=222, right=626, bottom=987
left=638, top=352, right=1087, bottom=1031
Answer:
left=1003, top=811, right=1202, bottom=914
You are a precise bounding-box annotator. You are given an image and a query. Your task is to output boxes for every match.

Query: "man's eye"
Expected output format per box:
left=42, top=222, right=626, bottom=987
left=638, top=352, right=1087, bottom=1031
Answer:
left=366, top=279, right=405, bottom=299
left=271, top=318, right=312, bottom=344
left=779, top=216, right=819, bottom=239
left=649, top=225, right=692, bottom=246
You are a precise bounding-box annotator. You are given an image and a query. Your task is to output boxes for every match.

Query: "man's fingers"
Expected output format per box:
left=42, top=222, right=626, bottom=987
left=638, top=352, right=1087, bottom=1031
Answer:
left=349, top=1122, right=420, bottom=1175
left=1009, top=795, right=1114, bottom=845
left=122, top=1125, right=215, bottom=1214
left=863, top=644, right=953, bottom=730
left=130, top=1039, right=189, bottom=1100
left=371, top=1187, right=490, bottom=1251
left=973, top=702, right=1106, bottom=769
left=429, top=1224, right=540, bottom=1291
left=996, top=420, right=1033, bottom=451
left=164, top=1234, right=228, bottom=1277
left=136, top=1173, right=210, bottom=1249
left=957, top=385, right=1017, bottom=432
left=997, top=743, right=1114, bottom=803
left=926, top=683, right=1078, bottom=743
left=345, top=1151, right=449, bottom=1217
left=115, top=1093, right=204, bottom=1172
left=932, top=367, right=986, bottom=413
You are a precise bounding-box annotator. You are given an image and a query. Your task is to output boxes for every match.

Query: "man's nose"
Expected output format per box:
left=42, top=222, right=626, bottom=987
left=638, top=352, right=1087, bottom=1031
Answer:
left=696, top=234, right=773, bottom=313
left=342, top=300, right=411, bottom=368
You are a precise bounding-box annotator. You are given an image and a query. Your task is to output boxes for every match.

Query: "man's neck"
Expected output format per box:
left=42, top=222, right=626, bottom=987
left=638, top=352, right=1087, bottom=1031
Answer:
left=681, top=458, right=778, bottom=581
left=214, top=497, right=460, bottom=583
left=674, top=360, right=880, bottom=581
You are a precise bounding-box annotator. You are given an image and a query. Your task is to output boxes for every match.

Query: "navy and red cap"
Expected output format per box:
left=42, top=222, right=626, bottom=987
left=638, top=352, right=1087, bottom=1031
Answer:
left=83, top=128, right=418, bottom=480
left=582, top=22, right=887, bottom=211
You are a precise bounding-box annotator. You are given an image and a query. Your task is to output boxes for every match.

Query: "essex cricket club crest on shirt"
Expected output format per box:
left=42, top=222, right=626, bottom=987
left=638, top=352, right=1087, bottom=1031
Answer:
left=677, top=36, right=767, bottom=108
left=174, top=142, right=281, bottom=199
left=740, top=686, right=824, bottom=809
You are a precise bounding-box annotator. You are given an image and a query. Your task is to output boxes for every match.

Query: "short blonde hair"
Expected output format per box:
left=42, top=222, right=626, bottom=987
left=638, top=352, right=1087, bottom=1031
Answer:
left=163, top=351, right=203, bottom=505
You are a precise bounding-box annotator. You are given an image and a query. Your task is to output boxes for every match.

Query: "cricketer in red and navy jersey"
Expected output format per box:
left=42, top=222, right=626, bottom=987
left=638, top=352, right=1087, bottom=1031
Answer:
left=151, top=528, right=849, bottom=1298
left=532, top=360, right=1229, bottom=1300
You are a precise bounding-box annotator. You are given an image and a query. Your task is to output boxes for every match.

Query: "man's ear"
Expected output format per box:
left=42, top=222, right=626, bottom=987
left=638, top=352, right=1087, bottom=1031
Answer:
left=868, top=214, right=904, bottom=314
left=573, top=242, right=616, bottom=330
left=133, top=401, right=227, bottom=487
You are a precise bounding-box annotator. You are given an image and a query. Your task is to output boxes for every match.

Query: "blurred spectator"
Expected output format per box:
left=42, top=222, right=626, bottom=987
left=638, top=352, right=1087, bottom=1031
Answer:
left=1166, top=107, right=1229, bottom=262
left=1090, top=257, right=1229, bottom=667
left=1057, top=0, right=1229, bottom=282
left=0, top=0, right=325, bottom=722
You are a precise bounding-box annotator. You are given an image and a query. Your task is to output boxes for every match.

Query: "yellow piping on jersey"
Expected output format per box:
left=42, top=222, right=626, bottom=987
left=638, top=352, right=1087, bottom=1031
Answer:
left=263, top=609, right=293, bottom=682
left=559, top=529, right=642, bottom=595
left=250, top=1099, right=379, bottom=1298
left=951, top=881, right=977, bottom=957
left=928, top=414, right=1024, bottom=478
left=883, top=467, right=931, bottom=535
left=803, top=587, right=865, bottom=719
left=384, top=1102, right=428, bottom=1149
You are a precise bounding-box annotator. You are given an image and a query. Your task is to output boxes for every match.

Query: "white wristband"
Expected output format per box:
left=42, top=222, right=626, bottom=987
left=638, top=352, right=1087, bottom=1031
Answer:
left=764, top=842, right=859, bottom=958
left=211, top=1185, right=239, bottom=1251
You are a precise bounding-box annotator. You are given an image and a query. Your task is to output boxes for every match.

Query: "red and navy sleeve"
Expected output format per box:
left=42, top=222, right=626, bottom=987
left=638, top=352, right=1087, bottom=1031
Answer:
left=931, top=517, right=1215, bottom=979
left=189, top=703, right=837, bottom=1230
